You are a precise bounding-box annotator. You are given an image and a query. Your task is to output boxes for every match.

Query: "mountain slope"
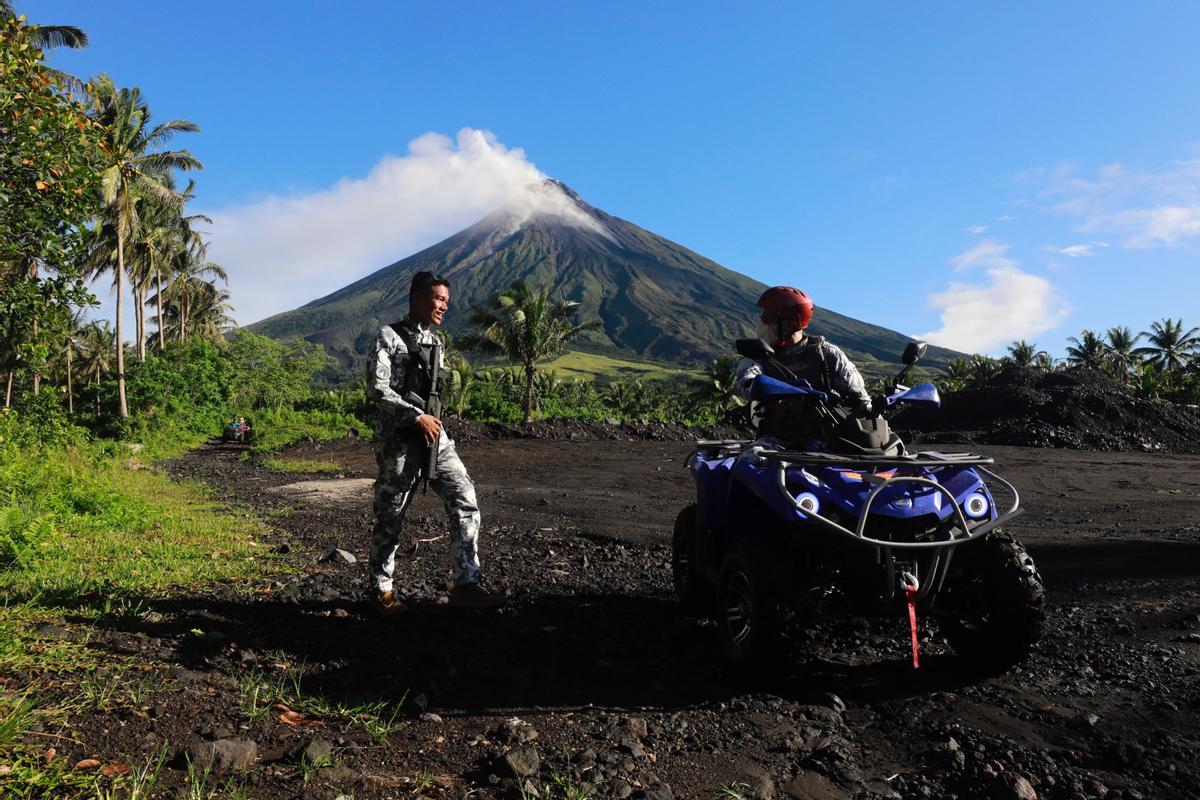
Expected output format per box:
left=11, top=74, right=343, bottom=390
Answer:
left=248, top=181, right=961, bottom=373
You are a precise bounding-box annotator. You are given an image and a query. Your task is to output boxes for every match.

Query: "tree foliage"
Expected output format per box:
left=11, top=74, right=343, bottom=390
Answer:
left=461, top=281, right=601, bottom=423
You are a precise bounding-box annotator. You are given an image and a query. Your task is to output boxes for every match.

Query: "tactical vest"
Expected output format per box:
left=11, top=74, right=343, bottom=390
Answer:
left=389, top=318, right=449, bottom=412
left=756, top=336, right=839, bottom=444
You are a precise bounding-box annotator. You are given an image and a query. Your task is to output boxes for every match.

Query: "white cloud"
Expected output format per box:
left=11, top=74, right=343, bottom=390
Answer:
left=1041, top=158, right=1200, bottom=249
left=919, top=242, right=1068, bottom=353
left=203, top=128, right=596, bottom=326
left=965, top=224, right=988, bottom=235
left=950, top=238, right=1016, bottom=272
left=1044, top=241, right=1109, bottom=258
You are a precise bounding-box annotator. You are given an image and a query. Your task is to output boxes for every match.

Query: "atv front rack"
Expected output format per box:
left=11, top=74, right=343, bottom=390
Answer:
left=756, top=448, right=1021, bottom=553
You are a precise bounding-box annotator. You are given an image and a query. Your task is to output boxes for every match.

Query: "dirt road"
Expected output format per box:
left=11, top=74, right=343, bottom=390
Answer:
left=77, top=434, right=1200, bottom=799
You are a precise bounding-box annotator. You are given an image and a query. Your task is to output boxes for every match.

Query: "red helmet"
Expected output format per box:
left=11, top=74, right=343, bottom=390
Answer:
left=756, top=286, right=813, bottom=329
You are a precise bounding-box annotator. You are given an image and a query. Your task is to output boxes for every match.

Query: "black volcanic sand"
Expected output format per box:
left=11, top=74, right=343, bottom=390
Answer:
left=26, top=431, right=1200, bottom=799
left=895, top=367, right=1200, bottom=454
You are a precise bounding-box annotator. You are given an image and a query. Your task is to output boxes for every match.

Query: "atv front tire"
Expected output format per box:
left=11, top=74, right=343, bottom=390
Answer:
left=671, top=505, right=713, bottom=614
left=717, top=538, right=786, bottom=672
left=940, top=531, right=1045, bottom=669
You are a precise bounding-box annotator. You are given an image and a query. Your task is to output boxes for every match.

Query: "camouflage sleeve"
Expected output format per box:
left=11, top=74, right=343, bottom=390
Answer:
left=822, top=343, right=872, bottom=412
left=735, top=357, right=762, bottom=401
left=367, top=326, right=424, bottom=426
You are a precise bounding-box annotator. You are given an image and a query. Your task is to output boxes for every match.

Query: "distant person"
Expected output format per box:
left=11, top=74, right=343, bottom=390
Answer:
left=735, top=286, right=873, bottom=439
left=366, top=270, right=506, bottom=613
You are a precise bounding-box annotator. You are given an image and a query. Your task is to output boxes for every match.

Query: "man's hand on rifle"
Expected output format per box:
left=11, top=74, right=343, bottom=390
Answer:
left=417, top=413, right=442, bottom=446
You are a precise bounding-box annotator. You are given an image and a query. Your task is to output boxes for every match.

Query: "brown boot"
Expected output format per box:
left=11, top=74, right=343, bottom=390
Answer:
left=372, top=590, right=407, bottom=617
left=448, top=583, right=507, bottom=609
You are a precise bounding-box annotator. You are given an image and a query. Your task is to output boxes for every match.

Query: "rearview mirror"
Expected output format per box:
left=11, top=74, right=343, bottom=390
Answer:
left=736, top=338, right=774, bottom=360
left=902, top=341, right=928, bottom=365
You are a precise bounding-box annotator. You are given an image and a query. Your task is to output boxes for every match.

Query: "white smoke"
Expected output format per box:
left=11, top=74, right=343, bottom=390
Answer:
left=203, top=128, right=603, bottom=326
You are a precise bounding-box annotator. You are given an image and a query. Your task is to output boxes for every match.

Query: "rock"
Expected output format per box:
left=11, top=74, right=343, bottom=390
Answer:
left=610, top=777, right=634, bottom=799
left=781, top=772, right=841, bottom=800
left=35, top=624, right=71, bottom=640
left=991, top=773, right=1038, bottom=800
left=301, top=738, right=334, bottom=764
left=302, top=788, right=338, bottom=800
left=738, top=765, right=775, bottom=800
left=322, top=548, right=357, bottom=564
left=420, top=712, right=444, bottom=724
left=186, top=738, right=257, bottom=773
left=619, top=738, right=646, bottom=758
left=624, top=717, right=649, bottom=739
left=502, top=717, right=539, bottom=743
left=502, top=746, right=540, bottom=778
left=824, top=693, right=847, bottom=714
left=1070, top=712, right=1100, bottom=730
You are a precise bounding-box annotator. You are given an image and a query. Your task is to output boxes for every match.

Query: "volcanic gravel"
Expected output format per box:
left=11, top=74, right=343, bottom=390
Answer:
left=22, top=430, right=1200, bottom=800
left=895, top=367, right=1200, bottom=454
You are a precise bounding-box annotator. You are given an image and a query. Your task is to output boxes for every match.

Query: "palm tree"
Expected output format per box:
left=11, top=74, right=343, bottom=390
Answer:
left=970, top=354, right=1001, bottom=384
left=150, top=247, right=228, bottom=343
left=1065, top=330, right=1107, bottom=370
left=941, top=357, right=974, bottom=391
left=179, top=282, right=235, bottom=341
left=1104, top=326, right=1141, bottom=383
left=0, top=1, right=87, bottom=49
left=1135, top=318, right=1200, bottom=373
left=76, top=320, right=115, bottom=415
left=1006, top=340, right=1046, bottom=368
left=691, top=355, right=744, bottom=415
left=461, top=281, right=600, bottom=424
left=90, top=75, right=201, bottom=417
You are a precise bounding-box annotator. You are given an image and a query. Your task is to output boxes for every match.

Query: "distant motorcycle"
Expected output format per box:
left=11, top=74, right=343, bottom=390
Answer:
left=673, top=340, right=1045, bottom=672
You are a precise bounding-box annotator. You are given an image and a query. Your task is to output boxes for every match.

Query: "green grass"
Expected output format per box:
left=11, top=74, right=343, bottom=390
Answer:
left=0, top=440, right=276, bottom=798
left=260, top=458, right=342, bottom=474
left=233, top=664, right=406, bottom=743
left=246, top=407, right=366, bottom=454
left=539, top=349, right=700, bottom=381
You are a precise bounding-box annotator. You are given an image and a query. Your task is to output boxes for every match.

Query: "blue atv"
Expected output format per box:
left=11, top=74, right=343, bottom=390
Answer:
left=673, top=339, right=1045, bottom=672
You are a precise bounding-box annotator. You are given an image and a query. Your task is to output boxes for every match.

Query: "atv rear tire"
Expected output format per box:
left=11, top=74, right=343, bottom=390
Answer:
left=717, top=538, right=786, bottom=672
left=672, top=505, right=713, bottom=614
left=940, top=531, right=1045, bottom=670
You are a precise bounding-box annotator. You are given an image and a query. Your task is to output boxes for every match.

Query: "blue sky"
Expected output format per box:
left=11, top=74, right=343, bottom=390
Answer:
left=35, top=1, right=1200, bottom=356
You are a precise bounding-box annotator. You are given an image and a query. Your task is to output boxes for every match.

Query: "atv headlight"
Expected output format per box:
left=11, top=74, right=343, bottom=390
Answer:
left=796, top=492, right=820, bottom=514
left=964, top=492, right=990, bottom=519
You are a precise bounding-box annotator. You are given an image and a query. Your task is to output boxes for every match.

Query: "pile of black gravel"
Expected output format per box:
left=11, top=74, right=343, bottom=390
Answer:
left=894, top=366, right=1200, bottom=454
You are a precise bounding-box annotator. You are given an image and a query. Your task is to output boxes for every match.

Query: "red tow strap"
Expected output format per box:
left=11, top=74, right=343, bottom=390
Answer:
left=905, top=583, right=920, bottom=669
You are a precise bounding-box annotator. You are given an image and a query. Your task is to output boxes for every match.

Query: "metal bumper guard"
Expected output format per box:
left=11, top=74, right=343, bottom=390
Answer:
left=756, top=448, right=1023, bottom=551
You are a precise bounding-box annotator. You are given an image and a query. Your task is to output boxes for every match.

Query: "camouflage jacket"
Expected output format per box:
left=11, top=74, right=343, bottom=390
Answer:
left=367, top=318, right=447, bottom=442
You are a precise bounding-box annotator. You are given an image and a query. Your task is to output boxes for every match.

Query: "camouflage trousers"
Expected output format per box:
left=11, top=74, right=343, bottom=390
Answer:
left=369, top=432, right=482, bottom=593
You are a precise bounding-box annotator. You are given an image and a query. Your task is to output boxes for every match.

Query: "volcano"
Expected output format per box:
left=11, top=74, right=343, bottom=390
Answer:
left=247, top=180, right=960, bottom=372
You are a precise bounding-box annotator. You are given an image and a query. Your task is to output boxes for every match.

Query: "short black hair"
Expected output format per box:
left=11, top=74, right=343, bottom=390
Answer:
left=410, top=271, right=450, bottom=299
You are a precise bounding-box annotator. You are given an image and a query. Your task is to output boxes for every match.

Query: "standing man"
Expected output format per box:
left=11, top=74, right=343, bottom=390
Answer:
left=367, top=271, right=506, bottom=613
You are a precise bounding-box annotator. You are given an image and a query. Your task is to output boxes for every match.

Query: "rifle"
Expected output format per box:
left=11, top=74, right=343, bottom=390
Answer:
left=421, top=339, right=443, bottom=494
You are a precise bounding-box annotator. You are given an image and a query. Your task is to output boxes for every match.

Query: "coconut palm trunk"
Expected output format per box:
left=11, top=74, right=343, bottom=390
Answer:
left=135, top=284, right=146, bottom=360
left=155, top=264, right=165, bottom=351
left=524, top=364, right=537, bottom=424
left=65, top=339, right=74, bottom=413
left=115, top=236, right=129, bottom=418
left=4, top=371, right=12, bottom=408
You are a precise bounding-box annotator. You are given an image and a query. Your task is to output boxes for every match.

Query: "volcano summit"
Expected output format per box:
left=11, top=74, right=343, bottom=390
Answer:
left=248, top=180, right=959, bottom=372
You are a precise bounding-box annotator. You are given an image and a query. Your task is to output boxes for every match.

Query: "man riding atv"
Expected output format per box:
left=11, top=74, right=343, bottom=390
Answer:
left=736, top=286, right=899, bottom=454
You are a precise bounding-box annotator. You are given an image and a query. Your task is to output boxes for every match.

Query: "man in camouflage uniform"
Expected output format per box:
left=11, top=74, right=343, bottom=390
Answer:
left=367, top=271, right=505, bottom=613
left=735, top=286, right=873, bottom=440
